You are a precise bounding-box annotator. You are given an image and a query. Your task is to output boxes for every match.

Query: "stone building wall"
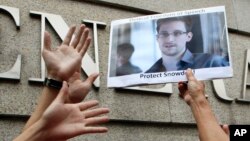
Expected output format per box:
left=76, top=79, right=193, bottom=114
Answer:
left=0, top=0, right=250, bottom=140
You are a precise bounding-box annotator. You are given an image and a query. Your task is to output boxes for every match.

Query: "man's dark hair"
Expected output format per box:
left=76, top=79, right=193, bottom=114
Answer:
left=156, top=16, right=193, bottom=33
left=117, top=43, right=134, bottom=57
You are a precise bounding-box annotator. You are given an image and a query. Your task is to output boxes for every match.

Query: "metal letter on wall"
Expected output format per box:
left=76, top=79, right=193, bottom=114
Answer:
left=29, top=11, right=100, bottom=87
left=124, top=84, right=173, bottom=94
left=0, top=5, right=21, bottom=80
left=82, top=20, right=106, bottom=86
left=236, top=49, right=250, bottom=103
left=212, top=79, right=233, bottom=102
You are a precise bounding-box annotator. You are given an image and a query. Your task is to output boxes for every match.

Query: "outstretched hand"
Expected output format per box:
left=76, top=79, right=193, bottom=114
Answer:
left=178, top=68, right=206, bottom=105
left=40, top=82, right=109, bottom=140
left=42, top=24, right=91, bottom=81
left=68, top=72, right=99, bottom=103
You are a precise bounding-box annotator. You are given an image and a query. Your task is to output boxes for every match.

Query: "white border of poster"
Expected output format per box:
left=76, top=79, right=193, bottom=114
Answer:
left=107, top=6, right=233, bottom=87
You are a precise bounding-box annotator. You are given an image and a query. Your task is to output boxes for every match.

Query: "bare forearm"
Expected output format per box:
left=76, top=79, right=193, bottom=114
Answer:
left=190, top=99, right=229, bottom=141
left=14, top=120, right=44, bottom=141
left=23, top=87, right=58, bottom=131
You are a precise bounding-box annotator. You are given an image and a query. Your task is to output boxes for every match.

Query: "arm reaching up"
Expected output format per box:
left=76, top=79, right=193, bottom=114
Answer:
left=178, top=68, right=229, bottom=141
left=23, top=24, right=97, bottom=130
left=14, top=82, right=109, bottom=141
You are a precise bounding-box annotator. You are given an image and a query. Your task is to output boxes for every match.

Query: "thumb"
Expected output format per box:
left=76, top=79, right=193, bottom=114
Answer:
left=44, top=31, right=52, bottom=51
left=222, top=124, right=230, bottom=136
left=55, top=81, right=69, bottom=103
left=85, top=73, right=99, bottom=85
left=186, top=68, right=196, bottom=81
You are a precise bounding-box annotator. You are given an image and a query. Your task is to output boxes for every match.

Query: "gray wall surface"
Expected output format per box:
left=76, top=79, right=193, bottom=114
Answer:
left=0, top=0, right=250, bottom=140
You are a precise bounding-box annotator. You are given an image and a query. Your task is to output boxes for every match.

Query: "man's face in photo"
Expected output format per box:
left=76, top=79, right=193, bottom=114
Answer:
left=157, top=21, right=193, bottom=56
left=117, top=53, right=130, bottom=66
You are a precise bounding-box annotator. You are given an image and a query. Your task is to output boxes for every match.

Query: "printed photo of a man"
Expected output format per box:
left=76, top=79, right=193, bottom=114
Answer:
left=146, top=16, right=229, bottom=73
left=108, top=6, right=232, bottom=87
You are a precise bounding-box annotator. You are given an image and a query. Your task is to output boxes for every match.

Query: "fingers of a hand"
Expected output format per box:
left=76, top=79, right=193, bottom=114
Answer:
left=56, top=81, right=69, bottom=103
left=84, top=108, right=109, bottom=118
left=76, top=28, right=89, bottom=52
left=178, top=82, right=187, bottom=95
left=188, top=80, right=205, bottom=95
left=181, top=94, right=192, bottom=105
left=80, top=37, right=91, bottom=57
left=83, top=127, right=108, bottom=134
left=179, top=90, right=187, bottom=100
left=63, top=25, right=76, bottom=45
left=186, top=68, right=196, bottom=81
left=43, top=31, right=52, bottom=51
left=222, top=124, right=230, bottom=135
left=71, top=24, right=85, bottom=48
left=70, top=125, right=108, bottom=137
left=78, top=100, right=99, bottom=111
left=85, top=73, right=99, bottom=85
left=85, top=116, right=109, bottom=126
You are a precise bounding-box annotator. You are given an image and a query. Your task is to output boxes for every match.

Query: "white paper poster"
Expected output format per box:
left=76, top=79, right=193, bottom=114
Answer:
left=108, top=6, right=233, bottom=87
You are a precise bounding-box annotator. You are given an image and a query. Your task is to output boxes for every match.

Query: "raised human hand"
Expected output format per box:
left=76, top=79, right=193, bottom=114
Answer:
left=178, top=68, right=206, bottom=105
left=42, top=24, right=91, bottom=81
left=67, top=72, right=99, bottom=103
left=39, top=82, right=109, bottom=140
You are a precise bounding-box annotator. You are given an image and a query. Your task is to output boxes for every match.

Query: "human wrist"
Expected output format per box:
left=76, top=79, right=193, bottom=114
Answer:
left=47, top=71, right=64, bottom=82
left=14, top=120, right=46, bottom=141
left=29, top=119, right=52, bottom=141
left=31, top=121, right=47, bottom=140
left=35, top=119, right=63, bottom=141
left=44, top=78, right=63, bottom=90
